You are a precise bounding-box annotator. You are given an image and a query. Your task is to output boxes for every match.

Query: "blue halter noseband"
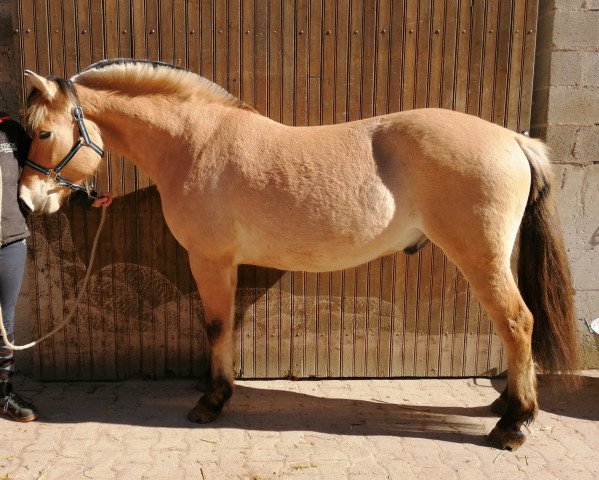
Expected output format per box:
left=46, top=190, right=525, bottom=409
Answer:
left=24, top=82, right=104, bottom=199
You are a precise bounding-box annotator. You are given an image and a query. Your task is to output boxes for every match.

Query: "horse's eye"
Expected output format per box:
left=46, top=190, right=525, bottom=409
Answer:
left=39, top=131, right=52, bottom=140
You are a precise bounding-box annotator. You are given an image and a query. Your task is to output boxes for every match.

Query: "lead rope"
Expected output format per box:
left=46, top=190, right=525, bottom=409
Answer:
left=0, top=206, right=107, bottom=350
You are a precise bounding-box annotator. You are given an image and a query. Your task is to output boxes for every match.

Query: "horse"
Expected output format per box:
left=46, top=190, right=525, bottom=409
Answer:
left=18, top=59, right=578, bottom=451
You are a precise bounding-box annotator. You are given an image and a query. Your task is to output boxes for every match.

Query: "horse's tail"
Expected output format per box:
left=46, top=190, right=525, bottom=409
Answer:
left=516, top=136, right=579, bottom=375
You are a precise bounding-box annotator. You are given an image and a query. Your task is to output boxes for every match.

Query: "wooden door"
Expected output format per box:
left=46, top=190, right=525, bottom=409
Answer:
left=12, top=0, right=538, bottom=380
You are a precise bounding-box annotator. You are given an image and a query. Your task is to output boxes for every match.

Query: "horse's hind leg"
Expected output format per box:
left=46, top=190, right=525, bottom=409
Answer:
left=187, top=256, right=237, bottom=423
left=457, top=262, right=537, bottom=450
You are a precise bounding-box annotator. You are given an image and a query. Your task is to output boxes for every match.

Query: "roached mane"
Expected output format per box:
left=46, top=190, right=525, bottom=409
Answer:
left=25, top=59, right=255, bottom=133
left=72, top=59, right=255, bottom=111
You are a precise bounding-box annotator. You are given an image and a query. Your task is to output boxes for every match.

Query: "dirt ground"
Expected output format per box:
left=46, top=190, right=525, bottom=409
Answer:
left=0, top=372, right=597, bottom=479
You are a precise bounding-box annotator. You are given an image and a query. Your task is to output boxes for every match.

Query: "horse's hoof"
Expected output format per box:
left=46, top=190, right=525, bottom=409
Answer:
left=490, top=396, right=508, bottom=416
left=486, top=426, right=526, bottom=451
left=187, top=396, right=223, bottom=423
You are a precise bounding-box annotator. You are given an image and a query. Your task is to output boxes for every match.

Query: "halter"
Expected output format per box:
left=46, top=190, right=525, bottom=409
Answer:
left=24, top=82, right=104, bottom=199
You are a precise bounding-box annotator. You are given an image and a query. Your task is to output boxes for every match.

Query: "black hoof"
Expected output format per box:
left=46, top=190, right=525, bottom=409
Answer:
left=486, top=426, right=526, bottom=451
left=187, top=395, right=223, bottom=423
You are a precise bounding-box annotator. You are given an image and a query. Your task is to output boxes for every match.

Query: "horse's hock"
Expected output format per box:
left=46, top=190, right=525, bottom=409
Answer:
left=11, top=0, right=587, bottom=382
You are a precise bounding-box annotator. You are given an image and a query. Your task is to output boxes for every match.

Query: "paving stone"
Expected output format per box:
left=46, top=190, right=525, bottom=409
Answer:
left=0, top=374, right=596, bottom=479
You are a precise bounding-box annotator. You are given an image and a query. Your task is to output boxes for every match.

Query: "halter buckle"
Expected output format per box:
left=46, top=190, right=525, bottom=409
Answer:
left=73, top=106, right=84, bottom=121
left=47, top=170, right=60, bottom=181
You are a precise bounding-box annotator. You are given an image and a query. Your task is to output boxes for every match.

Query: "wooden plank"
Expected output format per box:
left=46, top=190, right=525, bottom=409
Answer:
left=304, top=272, right=318, bottom=377
left=390, top=253, right=405, bottom=376
left=465, top=0, right=486, bottom=116
left=289, top=271, right=303, bottom=376
left=518, top=0, right=539, bottom=132
left=480, top=0, right=500, bottom=122
left=360, top=0, right=377, bottom=119
left=414, top=245, right=433, bottom=376
left=214, top=0, right=227, bottom=88
left=453, top=0, right=472, bottom=113
left=414, top=0, right=431, bottom=109
left=240, top=266, right=256, bottom=378
left=52, top=0, right=74, bottom=380
left=333, top=0, right=349, bottom=123
left=315, top=272, right=329, bottom=377
left=320, top=0, right=335, bottom=124
left=308, top=0, right=322, bottom=126
left=253, top=266, right=269, bottom=378
left=200, top=0, right=214, bottom=79
left=328, top=270, right=343, bottom=377
left=427, top=0, right=445, bottom=108
left=267, top=0, right=282, bottom=122
left=401, top=0, right=417, bottom=111
left=347, top=0, right=363, bottom=120
left=281, top=0, right=295, bottom=126
left=29, top=215, right=54, bottom=380
left=374, top=0, right=391, bottom=116
left=351, top=264, right=367, bottom=377
left=440, top=0, right=458, bottom=110
left=264, top=269, right=281, bottom=378
left=104, top=0, right=119, bottom=61
left=386, top=0, right=403, bottom=114
left=369, top=258, right=385, bottom=376
left=340, top=268, right=355, bottom=377
left=254, top=1, right=268, bottom=116
left=278, top=271, right=292, bottom=377
left=150, top=189, right=166, bottom=378
left=228, top=0, right=241, bottom=98
left=187, top=0, right=201, bottom=73
left=294, top=0, right=309, bottom=125
left=377, top=256, right=393, bottom=376
left=493, top=0, right=513, bottom=126
left=240, top=0, right=254, bottom=106
left=506, top=0, right=527, bottom=131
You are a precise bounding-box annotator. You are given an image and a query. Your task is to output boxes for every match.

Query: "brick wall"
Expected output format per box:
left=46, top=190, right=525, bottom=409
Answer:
left=532, top=0, right=599, bottom=367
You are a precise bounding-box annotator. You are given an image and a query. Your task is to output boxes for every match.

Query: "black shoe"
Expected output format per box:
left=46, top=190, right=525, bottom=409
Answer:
left=1, top=391, right=39, bottom=422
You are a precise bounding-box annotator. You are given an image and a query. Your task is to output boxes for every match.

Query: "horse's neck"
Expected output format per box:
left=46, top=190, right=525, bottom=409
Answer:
left=77, top=87, right=223, bottom=186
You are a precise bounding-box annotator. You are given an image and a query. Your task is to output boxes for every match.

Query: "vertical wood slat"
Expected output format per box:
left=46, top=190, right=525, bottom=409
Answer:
left=15, top=0, right=536, bottom=381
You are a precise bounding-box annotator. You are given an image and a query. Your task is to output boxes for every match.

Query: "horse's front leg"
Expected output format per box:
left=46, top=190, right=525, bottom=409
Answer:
left=187, top=256, right=237, bottom=423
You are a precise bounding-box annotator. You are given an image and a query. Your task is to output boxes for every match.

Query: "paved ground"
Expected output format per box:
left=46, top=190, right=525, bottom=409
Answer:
left=0, top=372, right=597, bottom=480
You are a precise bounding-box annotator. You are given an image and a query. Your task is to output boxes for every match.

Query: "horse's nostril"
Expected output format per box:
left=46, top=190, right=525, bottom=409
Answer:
left=18, top=197, right=33, bottom=214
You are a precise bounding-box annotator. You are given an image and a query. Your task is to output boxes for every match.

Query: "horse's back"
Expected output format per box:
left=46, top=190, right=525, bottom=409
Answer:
left=185, top=108, right=533, bottom=271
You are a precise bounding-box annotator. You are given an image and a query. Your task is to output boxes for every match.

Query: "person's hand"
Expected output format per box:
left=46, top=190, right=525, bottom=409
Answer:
left=92, top=192, right=113, bottom=208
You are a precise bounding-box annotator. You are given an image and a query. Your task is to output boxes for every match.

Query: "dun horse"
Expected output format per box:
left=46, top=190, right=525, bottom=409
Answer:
left=19, top=59, right=578, bottom=451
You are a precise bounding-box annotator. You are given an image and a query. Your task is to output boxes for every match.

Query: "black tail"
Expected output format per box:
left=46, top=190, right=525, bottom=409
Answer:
left=516, top=137, right=579, bottom=374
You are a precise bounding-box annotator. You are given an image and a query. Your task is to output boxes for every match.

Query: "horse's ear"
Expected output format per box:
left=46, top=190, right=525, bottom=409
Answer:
left=24, top=70, right=59, bottom=101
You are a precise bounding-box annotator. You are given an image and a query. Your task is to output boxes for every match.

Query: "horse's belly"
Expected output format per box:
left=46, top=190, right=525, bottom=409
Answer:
left=237, top=219, right=423, bottom=272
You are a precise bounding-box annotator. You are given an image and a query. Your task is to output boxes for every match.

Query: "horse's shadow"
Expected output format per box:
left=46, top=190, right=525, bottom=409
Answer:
left=22, top=373, right=599, bottom=447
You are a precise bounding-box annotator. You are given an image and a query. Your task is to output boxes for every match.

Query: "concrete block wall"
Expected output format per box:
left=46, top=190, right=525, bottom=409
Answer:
left=532, top=0, right=599, bottom=368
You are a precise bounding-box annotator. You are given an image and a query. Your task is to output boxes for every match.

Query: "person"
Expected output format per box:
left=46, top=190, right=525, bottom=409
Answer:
left=0, top=110, right=111, bottom=422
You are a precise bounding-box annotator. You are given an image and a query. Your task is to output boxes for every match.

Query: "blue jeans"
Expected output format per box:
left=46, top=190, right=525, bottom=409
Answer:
left=0, top=239, right=27, bottom=386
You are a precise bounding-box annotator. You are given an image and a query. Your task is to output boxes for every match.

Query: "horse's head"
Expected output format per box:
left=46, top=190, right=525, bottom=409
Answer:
left=19, top=70, right=104, bottom=214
